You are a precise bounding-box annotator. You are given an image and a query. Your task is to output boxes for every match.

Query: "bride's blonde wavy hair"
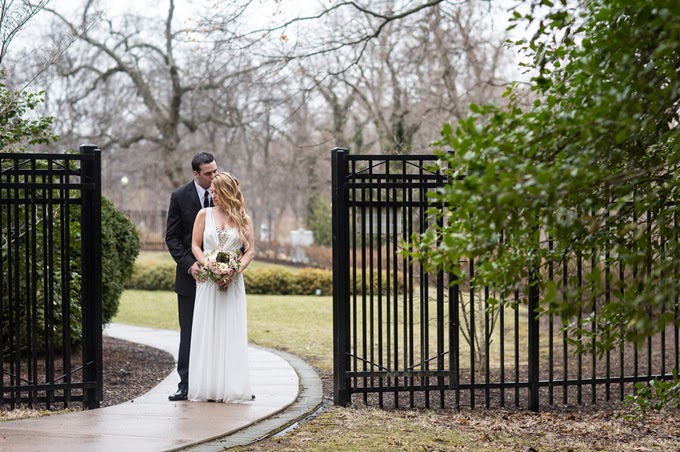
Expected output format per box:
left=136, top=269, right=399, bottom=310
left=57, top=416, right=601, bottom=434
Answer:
left=211, top=172, right=249, bottom=251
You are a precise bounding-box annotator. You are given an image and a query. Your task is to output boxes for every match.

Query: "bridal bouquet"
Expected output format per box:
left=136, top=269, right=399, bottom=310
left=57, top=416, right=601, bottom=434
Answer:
left=197, top=249, right=240, bottom=291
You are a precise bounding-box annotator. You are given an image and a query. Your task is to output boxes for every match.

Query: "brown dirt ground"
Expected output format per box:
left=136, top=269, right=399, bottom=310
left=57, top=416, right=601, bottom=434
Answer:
left=242, top=367, right=680, bottom=451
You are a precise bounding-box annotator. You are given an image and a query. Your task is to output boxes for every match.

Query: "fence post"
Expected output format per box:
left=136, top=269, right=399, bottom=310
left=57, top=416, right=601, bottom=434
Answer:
left=80, top=144, right=103, bottom=409
left=332, top=147, right=351, bottom=406
left=528, top=239, right=540, bottom=411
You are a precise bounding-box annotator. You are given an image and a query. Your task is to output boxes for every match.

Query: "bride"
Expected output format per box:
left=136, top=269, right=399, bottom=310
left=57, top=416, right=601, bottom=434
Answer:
left=188, top=172, right=254, bottom=403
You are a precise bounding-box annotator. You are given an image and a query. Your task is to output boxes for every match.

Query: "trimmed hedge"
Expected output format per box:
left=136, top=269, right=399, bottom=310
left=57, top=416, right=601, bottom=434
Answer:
left=127, top=262, right=176, bottom=291
left=351, top=271, right=405, bottom=295
left=126, top=264, right=334, bottom=295
left=243, top=268, right=297, bottom=295
left=292, top=268, right=333, bottom=295
left=125, top=263, right=406, bottom=296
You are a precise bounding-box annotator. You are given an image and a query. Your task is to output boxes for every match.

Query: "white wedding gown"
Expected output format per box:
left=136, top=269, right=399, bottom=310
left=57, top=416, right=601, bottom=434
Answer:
left=188, top=208, right=252, bottom=403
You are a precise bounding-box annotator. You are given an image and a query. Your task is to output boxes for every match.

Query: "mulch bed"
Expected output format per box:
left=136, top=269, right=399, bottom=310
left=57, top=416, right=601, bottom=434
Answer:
left=1, top=335, right=175, bottom=417
left=100, top=335, right=176, bottom=407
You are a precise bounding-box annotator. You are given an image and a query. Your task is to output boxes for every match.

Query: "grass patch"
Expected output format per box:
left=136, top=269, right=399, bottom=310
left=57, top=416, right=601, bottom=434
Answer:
left=246, top=261, right=300, bottom=271
left=113, top=290, right=528, bottom=374
left=0, top=408, right=78, bottom=423
left=114, top=290, right=179, bottom=330
left=252, top=405, right=680, bottom=452
left=254, top=407, right=529, bottom=452
left=113, top=291, right=333, bottom=370
left=247, top=295, right=332, bottom=370
left=136, top=251, right=174, bottom=267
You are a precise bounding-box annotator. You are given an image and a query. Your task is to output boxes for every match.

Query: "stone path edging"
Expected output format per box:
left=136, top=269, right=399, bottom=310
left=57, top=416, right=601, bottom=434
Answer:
left=182, top=347, right=326, bottom=451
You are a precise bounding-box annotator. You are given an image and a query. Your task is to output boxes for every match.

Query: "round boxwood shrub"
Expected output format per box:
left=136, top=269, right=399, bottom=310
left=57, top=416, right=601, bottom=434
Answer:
left=2, top=196, right=139, bottom=355
left=61, top=196, right=139, bottom=349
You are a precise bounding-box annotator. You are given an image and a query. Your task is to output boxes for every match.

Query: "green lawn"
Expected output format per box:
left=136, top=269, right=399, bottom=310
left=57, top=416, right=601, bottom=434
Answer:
left=136, top=251, right=175, bottom=266
left=113, top=288, right=526, bottom=375
left=114, top=290, right=179, bottom=331
left=247, top=295, right=333, bottom=370
left=113, top=290, right=333, bottom=371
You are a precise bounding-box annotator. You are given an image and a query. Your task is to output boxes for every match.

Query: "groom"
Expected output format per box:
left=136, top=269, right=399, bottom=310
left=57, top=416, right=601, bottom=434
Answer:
left=165, top=152, right=218, bottom=401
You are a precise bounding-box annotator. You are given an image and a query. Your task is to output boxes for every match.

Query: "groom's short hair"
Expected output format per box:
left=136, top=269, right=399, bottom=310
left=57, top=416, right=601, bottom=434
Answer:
left=191, top=152, right=215, bottom=172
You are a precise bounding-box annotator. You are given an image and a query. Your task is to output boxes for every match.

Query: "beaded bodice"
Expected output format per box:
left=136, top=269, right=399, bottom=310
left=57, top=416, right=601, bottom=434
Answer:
left=204, top=208, right=242, bottom=252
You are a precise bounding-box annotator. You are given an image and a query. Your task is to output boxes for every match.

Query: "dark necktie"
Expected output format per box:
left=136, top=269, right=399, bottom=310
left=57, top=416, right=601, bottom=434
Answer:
left=203, top=190, right=211, bottom=208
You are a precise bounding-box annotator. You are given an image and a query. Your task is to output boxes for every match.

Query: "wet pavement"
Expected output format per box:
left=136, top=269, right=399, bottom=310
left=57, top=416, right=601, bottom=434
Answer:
left=0, top=324, right=323, bottom=452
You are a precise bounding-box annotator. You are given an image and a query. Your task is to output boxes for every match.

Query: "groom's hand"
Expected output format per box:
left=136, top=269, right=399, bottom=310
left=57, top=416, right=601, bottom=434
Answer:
left=189, top=261, right=201, bottom=280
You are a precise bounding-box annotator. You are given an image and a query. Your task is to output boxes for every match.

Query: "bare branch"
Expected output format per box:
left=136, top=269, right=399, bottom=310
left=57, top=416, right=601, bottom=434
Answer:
left=45, top=5, right=165, bottom=121
left=0, top=0, right=51, bottom=65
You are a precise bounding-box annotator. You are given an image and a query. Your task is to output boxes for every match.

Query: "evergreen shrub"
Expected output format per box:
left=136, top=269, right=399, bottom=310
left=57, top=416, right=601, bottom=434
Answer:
left=99, top=197, right=140, bottom=323
left=1, top=196, right=138, bottom=354
left=350, top=271, right=405, bottom=295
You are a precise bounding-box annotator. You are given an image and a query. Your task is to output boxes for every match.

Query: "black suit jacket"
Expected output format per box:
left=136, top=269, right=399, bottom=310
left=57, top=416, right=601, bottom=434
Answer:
left=165, top=181, right=203, bottom=297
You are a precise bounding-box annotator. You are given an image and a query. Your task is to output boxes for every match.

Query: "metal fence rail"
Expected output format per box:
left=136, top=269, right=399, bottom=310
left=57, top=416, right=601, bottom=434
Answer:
left=331, top=148, right=679, bottom=411
left=0, top=145, right=102, bottom=410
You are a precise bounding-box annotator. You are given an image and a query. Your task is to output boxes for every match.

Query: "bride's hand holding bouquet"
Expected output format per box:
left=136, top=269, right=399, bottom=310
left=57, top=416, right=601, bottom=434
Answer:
left=197, top=249, right=241, bottom=291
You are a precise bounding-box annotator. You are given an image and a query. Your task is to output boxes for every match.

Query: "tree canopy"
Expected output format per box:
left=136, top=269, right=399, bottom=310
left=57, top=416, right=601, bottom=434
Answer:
left=413, top=0, right=680, bottom=349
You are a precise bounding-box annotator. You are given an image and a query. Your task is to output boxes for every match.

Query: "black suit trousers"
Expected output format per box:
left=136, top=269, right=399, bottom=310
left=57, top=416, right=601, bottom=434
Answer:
left=177, top=293, right=195, bottom=388
left=165, top=180, right=202, bottom=389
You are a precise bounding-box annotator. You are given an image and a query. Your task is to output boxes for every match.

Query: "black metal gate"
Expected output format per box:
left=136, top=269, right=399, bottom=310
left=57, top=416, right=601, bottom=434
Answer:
left=332, top=148, right=454, bottom=408
left=332, top=148, right=679, bottom=411
left=0, top=144, right=103, bottom=409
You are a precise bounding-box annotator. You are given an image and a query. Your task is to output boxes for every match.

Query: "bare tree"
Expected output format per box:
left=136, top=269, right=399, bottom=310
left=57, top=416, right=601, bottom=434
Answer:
left=42, top=0, right=268, bottom=185
left=333, top=2, right=510, bottom=154
left=273, top=1, right=510, bottom=157
left=211, top=0, right=451, bottom=71
left=21, top=0, right=517, bottom=246
left=0, top=0, right=50, bottom=66
left=305, top=68, right=357, bottom=149
left=208, top=0, right=514, bottom=237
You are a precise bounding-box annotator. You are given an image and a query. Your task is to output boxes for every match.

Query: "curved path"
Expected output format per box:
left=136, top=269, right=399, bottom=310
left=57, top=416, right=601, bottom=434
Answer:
left=0, top=324, right=323, bottom=451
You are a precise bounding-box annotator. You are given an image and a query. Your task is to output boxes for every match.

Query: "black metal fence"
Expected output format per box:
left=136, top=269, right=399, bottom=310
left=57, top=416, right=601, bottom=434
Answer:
left=123, top=210, right=168, bottom=251
left=331, top=148, right=679, bottom=411
left=0, top=145, right=103, bottom=410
